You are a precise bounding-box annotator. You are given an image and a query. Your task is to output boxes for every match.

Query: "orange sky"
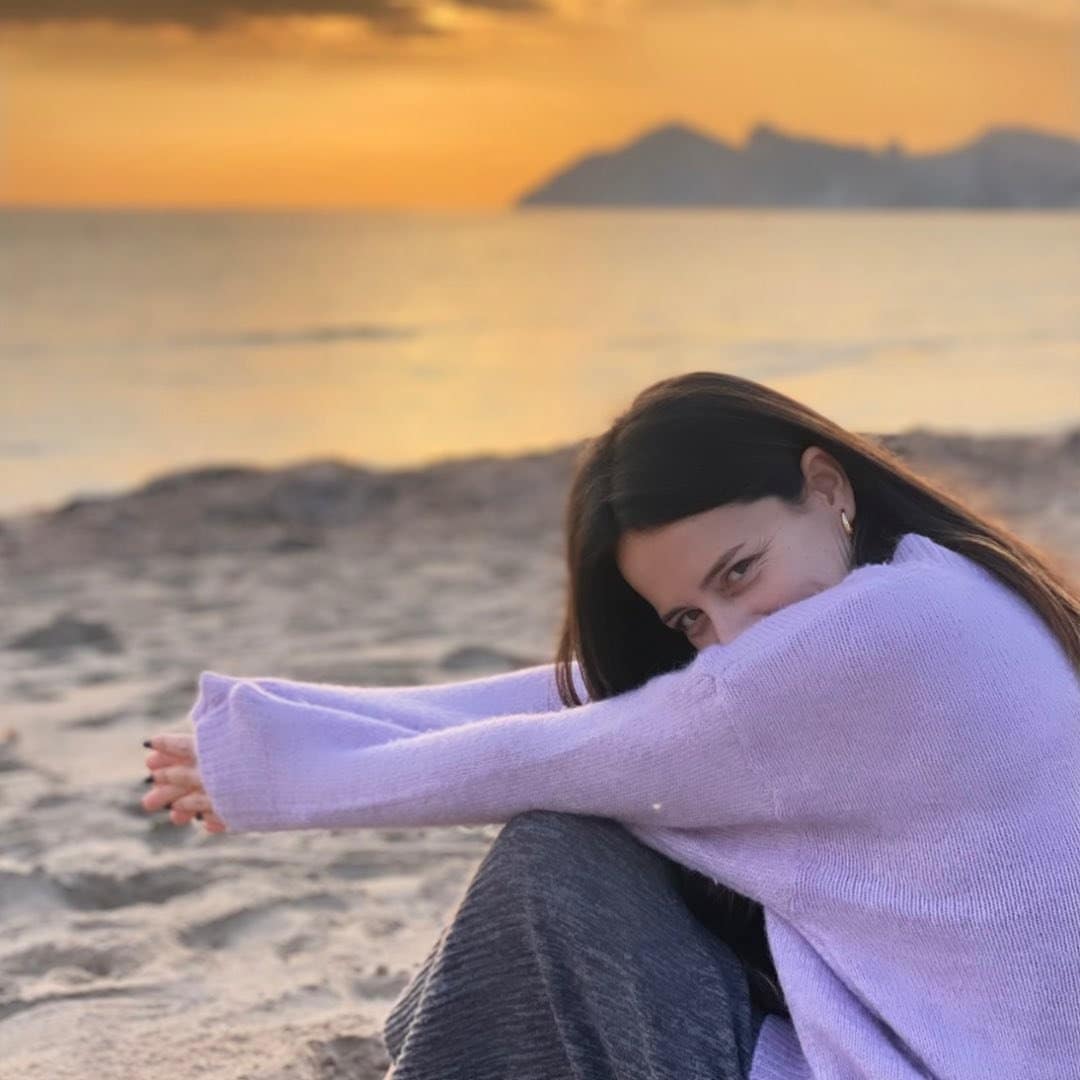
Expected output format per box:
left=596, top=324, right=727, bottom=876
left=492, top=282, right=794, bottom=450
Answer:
left=2, top=0, right=1077, bottom=208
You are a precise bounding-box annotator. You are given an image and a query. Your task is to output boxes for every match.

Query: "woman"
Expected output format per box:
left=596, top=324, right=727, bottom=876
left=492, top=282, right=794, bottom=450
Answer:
left=142, top=371, right=1080, bottom=1079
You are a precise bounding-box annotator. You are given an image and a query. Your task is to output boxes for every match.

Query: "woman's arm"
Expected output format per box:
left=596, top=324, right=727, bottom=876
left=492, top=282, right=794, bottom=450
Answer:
left=190, top=652, right=765, bottom=833
left=187, top=564, right=897, bottom=833
left=218, top=660, right=588, bottom=736
left=191, top=561, right=965, bottom=837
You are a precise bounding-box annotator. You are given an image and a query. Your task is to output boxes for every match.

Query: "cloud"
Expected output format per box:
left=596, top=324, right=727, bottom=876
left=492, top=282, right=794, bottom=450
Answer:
left=0, top=0, right=549, bottom=36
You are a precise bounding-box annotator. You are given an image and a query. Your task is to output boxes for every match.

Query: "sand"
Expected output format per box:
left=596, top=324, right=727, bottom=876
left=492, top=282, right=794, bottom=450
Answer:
left=0, top=428, right=1077, bottom=1079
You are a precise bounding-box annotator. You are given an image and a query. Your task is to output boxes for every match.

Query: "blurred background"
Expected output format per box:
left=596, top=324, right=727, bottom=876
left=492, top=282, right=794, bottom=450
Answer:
left=1, top=5, right=1078, bottom=1079
left=2, top=0, right=1078, bottom=516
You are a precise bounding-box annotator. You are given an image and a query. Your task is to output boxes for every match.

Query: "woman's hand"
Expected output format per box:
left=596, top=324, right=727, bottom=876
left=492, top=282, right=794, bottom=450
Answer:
left=142, top=732, right=228, bottom=834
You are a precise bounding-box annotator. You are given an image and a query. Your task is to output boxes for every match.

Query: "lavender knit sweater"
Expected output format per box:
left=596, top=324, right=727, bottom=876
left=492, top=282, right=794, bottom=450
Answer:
left=190, top=533, right=1080, bottom=1078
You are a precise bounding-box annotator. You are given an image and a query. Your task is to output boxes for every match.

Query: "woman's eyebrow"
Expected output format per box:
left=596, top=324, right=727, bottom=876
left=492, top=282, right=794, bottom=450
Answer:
left=660, top=542, right=746, bottom=624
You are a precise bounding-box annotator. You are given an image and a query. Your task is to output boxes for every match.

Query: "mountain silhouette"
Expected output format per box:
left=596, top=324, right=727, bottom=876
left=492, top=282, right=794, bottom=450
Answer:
left=515, top=120, right=1080, bottom=208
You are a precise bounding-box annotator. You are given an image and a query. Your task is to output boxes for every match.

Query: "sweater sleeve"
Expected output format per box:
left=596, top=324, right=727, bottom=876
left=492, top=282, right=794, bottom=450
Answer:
left=191, top=562, right=947, bottom=834
left=232, top=660, right=588, bottom=737
left=190, top=647, right=777, bottom=833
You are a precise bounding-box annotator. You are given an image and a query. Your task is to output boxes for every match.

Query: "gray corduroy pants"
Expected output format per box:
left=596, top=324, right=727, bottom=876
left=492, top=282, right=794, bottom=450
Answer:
left=382, top=810, right=770, bottom=1080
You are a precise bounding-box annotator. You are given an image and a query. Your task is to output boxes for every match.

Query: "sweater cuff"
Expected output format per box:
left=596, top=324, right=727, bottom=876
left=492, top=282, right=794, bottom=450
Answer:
left=189, top=670, right=274, bottom=833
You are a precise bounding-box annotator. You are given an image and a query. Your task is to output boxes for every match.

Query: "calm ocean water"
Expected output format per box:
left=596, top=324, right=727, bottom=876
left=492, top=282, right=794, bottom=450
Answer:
left=2, top=208, right=1078, bottom=517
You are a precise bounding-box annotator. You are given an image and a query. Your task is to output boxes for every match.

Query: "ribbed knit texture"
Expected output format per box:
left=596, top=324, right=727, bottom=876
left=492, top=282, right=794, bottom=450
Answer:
left=190, top=533, right=1080, bottom=1078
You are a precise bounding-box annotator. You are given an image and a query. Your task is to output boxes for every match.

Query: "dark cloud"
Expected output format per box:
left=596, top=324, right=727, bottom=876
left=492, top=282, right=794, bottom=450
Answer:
left=0, top=0, right=549, bottom=36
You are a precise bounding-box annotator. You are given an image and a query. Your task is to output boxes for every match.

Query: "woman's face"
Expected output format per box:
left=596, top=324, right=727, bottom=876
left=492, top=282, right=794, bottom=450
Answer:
left=614, top=447, right=856, bottom=650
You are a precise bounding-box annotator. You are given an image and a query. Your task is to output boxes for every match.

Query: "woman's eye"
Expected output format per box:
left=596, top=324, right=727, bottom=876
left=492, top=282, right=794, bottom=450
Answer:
left=725, top=556, right=757, bottom=586
left=672, top=556, right=758, bottom=636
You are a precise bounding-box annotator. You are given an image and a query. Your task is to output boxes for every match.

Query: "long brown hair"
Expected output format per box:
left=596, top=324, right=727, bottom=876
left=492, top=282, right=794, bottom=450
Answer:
left=554, top=370, right=1078, bottom=707
left=550, top=371, right=1079, bottom=1020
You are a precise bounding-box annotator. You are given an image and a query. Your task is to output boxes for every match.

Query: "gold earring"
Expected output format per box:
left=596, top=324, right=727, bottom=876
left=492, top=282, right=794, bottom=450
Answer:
left=840, top=509, right=854, bottom=537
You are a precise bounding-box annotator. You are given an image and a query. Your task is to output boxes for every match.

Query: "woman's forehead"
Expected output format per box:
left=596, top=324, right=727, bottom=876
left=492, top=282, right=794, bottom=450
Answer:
left=616, top=503, right=775, bottom=585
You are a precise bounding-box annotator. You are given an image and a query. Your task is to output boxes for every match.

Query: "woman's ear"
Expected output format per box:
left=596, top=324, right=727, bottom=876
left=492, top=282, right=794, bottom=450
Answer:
left=801, top=446, right=850, bottom=511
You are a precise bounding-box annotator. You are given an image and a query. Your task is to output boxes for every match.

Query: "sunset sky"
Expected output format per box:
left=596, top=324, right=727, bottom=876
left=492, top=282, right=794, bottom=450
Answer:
left=2, top=0, right=1077, bottom=209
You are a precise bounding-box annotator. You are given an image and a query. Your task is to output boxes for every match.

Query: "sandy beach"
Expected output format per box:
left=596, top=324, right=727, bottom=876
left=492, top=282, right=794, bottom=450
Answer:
left=1, top=427, right=1077, bottom=1080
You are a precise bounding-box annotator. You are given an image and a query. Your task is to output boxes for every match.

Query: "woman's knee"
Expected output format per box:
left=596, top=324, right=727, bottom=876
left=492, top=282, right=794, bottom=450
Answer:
left=494, top=809, right=663, bottom=872
left=497, top=808, right=619, bottom=854
left=483, top=810, right=682, bottom=916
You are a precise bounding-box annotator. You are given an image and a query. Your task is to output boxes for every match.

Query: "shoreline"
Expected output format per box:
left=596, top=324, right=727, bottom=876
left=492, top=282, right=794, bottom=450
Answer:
left=2, top=424, right=1077, bottom=577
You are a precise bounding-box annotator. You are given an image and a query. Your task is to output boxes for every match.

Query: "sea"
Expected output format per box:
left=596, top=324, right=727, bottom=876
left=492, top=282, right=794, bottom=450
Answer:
left=2, top=207, right=1077, bottom=517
